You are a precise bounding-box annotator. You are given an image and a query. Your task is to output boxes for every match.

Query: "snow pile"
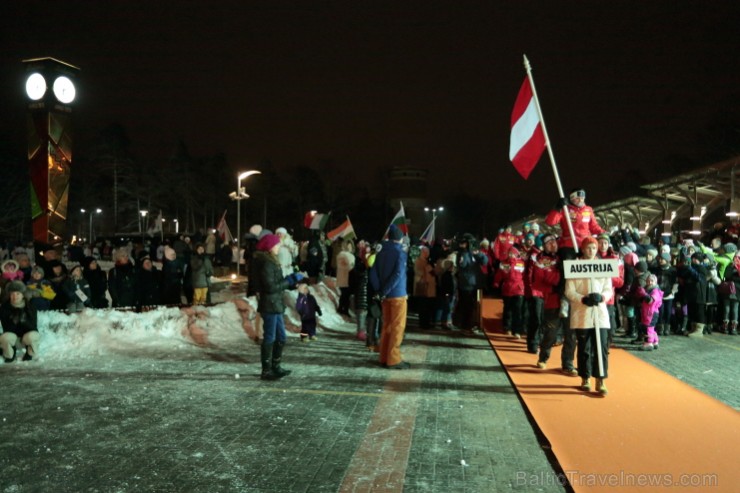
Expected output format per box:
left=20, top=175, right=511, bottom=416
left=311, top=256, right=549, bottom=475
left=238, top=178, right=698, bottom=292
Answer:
left=28, top=279, right=356, bottom=362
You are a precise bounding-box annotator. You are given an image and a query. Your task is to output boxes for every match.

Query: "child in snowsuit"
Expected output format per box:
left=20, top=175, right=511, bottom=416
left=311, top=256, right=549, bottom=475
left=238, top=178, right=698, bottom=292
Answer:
left=296, top=282, right=322, bottom=342
left=636, top=273, right=663, bottom=350
left=25, top=266, right=56, bottom=311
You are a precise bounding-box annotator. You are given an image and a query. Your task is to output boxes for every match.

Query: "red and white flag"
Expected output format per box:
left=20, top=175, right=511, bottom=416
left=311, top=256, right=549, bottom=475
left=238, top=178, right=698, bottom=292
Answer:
left=216, top=210, right=234, bottom=244
left=509, top=77, right=546, bottom=180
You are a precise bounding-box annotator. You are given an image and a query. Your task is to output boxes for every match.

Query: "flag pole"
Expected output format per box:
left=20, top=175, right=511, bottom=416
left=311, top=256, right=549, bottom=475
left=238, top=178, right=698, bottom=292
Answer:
left=523, top=55, right=579, bottom=253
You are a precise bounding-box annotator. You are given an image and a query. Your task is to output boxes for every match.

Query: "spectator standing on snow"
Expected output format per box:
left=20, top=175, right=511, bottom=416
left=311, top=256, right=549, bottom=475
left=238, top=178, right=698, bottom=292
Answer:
left=83, top=257, right=109, bottom=309
left=108, top=249, right=137, bottom=308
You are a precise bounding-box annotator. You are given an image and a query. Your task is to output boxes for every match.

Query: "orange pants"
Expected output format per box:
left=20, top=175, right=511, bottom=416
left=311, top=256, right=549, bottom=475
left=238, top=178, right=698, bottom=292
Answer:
left=379, top=297, right=408, bottom=366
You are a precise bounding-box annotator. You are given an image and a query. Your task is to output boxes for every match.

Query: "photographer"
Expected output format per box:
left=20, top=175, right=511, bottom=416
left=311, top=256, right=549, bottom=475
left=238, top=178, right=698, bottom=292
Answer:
left=455, top=233, right=488, bottom=333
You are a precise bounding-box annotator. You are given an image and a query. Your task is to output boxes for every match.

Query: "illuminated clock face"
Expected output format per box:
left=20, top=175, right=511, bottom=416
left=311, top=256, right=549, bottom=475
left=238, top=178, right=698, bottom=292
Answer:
left=25, top=73, right=47, bottom=100
left=53, top=76, right=76, bottom=103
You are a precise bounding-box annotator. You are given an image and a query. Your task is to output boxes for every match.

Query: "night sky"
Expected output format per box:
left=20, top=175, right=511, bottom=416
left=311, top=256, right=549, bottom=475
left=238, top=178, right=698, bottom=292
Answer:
left=2, top=1, right=740, bottom=215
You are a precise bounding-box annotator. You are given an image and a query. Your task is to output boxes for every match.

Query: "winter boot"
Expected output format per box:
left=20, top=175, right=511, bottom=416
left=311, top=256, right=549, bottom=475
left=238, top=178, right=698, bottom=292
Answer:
left=679, top=317, right=689, bottom=336
left=730, top=321, right=738, bottom=335
left=687, top=323, right=704, bottom=338
left=580, top=378, right=591, bottom=391
left=271, top=341, right=292, bottom=379
left=3, top=346, right=16, bottom=363
left=720, top=320, right=729, bottom=334
left=260, top=343, right=278, bottom=380
left=623, top=317, right=636, bottom=338
left=596, top=378, right=608, bottom=396
left=659, top=324, right=668, bottom=337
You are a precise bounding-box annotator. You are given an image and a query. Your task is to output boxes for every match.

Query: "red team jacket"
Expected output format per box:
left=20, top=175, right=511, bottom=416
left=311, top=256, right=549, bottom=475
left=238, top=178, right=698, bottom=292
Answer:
left=545, top=204, right=604, bottom=249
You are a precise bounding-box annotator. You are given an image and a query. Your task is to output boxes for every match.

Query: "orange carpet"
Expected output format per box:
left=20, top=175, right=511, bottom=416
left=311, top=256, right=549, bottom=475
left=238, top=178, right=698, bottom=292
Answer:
left=481, top=298, right=739, bottom=493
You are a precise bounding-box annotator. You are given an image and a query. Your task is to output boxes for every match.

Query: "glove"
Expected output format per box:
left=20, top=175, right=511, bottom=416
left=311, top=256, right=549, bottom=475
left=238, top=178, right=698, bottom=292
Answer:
left=589, top=293, right=604, bottom=304
left=581, top=296, right=594, bottom=307
left=643, top=295, right=652, bottom=303
left=555, top=197, right=569, bottom=209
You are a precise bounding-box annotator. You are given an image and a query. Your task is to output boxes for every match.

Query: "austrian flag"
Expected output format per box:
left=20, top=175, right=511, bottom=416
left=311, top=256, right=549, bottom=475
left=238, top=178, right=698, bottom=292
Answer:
left=509, top=77, right=546, bottom=180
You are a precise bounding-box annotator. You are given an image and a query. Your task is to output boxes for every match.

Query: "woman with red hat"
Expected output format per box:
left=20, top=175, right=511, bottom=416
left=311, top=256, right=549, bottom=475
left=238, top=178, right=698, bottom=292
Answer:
left=564, top=236, right=613, bottom=395
left=253, top=234, right=305, bottom=380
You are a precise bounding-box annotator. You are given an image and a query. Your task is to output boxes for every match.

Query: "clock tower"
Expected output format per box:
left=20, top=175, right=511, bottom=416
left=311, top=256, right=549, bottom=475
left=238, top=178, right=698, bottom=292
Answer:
left=23, top=57, right=80, bottom=244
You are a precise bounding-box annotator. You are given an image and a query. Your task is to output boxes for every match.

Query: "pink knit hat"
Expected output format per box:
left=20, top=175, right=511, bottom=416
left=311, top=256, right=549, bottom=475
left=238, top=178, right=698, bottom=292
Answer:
left=257, top=234, right=281, bottom=252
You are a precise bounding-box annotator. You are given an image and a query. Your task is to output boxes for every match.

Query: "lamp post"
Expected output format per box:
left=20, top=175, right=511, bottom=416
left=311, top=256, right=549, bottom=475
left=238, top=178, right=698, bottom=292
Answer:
left=139, top=210, right=148, bottom=236
left=173, top=218, right=179, bottom=234
left=230, top=170, right=261, bottom=275
left=81, top=208, right=102, bottom=243
left=424, top=206, right=444, bottom=239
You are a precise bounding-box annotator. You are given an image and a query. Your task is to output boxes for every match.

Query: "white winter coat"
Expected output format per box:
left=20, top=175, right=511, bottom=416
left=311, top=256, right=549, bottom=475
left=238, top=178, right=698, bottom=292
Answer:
left=336, top=251, right=355, bottom=288
left=565, top=275, right=613, bottom=329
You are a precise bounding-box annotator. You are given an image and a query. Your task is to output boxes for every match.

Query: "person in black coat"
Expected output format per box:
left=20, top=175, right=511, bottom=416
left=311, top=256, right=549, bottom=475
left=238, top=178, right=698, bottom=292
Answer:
left=63, top=264, right=92, bottom=313
left=136, top=255, right=162, bottom=310
left=254, top=234, right=304, bottom=380
left=0, top=281, right=39, bottom=362
left=161, top=246, right=184, bottom=305
left=676, top=252, right=709, bottom=337
left=82, top=257, right=109, bottom=309
left=108, top=249, right=137, bottom=308
left=47, top=260, right=69, bottom=310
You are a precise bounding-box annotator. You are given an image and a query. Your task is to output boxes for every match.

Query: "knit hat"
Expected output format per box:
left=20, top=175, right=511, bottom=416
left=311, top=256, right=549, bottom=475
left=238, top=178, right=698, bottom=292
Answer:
left=597, top=233, right=610, bottom=242
left=627, top=241, right=637, bottom=252
left=723, top=243, right=738, bottom=253
left=659, top=252, right=672, bottom=262
left=661, top=244, right=671, bottom=254
left=248, top=224, right=263, bottom=238
left=388, top=224, right=404, bottom=241
left=164, top=246, right=176, bottom=261
left=646, top=246, right=659, bottom=256
left=635, top=260, right=648, bottom=272
left=31, top=265, right=44, bottom=277
left=275, top=227, right=288, bottom=236
left=580, top=236, right=598, bottom=250
left=256, top=233, right=281, bottom=252
left=619, top=245, right=632, bottom=256
left=530, top=223, right=540, bottom=231
left=542, top=234, right=557, bottom=245
left=6, top=280, right=26, bottom=294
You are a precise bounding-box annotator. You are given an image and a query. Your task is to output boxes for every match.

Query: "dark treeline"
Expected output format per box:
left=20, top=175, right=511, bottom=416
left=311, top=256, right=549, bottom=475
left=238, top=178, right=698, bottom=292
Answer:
left=2, top=101, right=740, bottom=244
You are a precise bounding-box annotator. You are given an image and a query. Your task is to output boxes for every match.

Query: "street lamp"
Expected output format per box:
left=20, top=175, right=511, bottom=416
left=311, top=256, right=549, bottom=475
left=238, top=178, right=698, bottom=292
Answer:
left=230, top=170, right=261, bottom=275
left=139, top=210, right=148, bottom=235
left=81, top=208, right=102, bottom=243
left=424, top=206, right=444, bottom=219
left=423, top=206, right=444, bottom=242
left=173, top=218, right=179, bottom=234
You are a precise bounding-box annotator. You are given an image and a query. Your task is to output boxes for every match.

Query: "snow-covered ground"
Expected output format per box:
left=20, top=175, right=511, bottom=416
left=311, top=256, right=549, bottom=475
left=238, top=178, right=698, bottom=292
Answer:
left=7, top=278, right=357, bottom=364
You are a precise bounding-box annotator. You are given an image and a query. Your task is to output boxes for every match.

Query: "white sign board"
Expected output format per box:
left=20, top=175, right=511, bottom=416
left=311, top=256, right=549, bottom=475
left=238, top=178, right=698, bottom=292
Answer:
left=563, top=259, right=619, bottom=279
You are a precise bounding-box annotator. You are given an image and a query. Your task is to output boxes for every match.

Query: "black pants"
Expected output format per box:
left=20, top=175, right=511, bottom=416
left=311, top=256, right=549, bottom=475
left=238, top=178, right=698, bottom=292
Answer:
left=537, top=308, right=562, bottom=363
left=576, top=328, right=609, bottom=379
left=456, top=289, right=478, bottom=330
left=502, top=295, right=524, bottom=334
left=527, top=297, right=544, bottom=352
